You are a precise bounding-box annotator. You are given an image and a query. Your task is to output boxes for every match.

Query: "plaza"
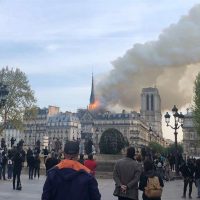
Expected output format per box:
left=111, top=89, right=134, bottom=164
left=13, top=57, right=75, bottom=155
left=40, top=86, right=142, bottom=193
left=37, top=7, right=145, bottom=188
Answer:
left=0, top=175, right=198, bottom=200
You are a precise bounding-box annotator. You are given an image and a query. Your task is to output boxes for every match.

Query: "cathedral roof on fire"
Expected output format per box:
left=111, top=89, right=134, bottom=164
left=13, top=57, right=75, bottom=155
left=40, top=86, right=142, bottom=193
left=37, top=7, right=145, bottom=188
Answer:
left=95, top=111, right=140, bottom=120
left=77, top=108, right=140, bottom=121
left=48, top=112, right=79, bottom=123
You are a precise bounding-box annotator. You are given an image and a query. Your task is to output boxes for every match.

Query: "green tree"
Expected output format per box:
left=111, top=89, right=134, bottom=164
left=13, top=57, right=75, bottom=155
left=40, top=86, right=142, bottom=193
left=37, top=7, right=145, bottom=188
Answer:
left=99, top=128, right=126, bottom=154
left=0, top=67, right=36, bottom=134
left=193, top=72, right=200, bottom=135
left=23, top=106, right=39, bottom=123
left=148, top=141, right=165, bottom=155
left=165, top=143, right=183, bottom=155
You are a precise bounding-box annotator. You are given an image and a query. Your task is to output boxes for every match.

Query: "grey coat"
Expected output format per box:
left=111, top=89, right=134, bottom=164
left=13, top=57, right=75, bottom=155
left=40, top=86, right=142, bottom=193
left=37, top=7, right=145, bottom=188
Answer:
left=113, top=157, right=142, bottom=200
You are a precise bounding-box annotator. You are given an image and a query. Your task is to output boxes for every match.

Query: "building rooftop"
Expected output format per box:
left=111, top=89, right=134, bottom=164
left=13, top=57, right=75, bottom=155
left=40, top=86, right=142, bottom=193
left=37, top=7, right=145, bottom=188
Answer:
left=48, top=112, right=79, bottom=123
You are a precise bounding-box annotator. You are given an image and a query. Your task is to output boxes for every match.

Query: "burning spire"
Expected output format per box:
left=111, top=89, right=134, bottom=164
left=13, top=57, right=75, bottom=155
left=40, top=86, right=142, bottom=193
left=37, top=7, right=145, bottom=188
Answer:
left=90, top=73, right=95, bottom=104
left=89, top=73, right=100, bottom=110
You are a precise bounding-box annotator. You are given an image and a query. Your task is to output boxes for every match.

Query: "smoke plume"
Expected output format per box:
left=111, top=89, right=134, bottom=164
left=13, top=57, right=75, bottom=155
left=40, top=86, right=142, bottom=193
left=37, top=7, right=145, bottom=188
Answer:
left=97, top=4, right=200, bottom=111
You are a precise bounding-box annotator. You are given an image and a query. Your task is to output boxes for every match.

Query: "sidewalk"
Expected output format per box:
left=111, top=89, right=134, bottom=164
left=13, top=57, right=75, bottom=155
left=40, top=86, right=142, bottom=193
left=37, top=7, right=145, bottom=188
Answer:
left=0, top=175, right=198, bottom=200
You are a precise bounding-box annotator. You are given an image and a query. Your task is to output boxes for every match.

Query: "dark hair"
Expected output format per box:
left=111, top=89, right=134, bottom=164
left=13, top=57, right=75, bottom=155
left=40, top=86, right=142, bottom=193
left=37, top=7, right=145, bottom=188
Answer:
left=144, top=159, right=154, bottom=172
left=80, top=154, right=84, bottom=159
left=88, top=154, right=93, bottom=160
left=136, top=154, right=142, bottom=162
left=64, top=141, right=79, bottom=155
left=126, top=147, right=135, bottom=159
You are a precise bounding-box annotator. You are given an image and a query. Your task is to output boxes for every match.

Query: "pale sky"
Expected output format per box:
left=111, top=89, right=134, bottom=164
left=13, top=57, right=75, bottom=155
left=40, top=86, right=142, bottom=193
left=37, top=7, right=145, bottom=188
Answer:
left=1, top=0, right=200, bottom=141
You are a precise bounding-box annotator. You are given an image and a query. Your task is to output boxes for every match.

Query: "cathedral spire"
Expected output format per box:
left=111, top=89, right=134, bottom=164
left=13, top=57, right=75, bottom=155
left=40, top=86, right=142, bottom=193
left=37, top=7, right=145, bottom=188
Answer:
left=90, top=73, right=95, bottom=104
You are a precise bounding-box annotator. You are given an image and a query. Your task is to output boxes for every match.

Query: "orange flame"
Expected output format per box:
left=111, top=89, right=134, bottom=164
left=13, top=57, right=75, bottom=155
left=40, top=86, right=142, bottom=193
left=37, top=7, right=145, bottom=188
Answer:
left=89, top=99, right=100, bottom=110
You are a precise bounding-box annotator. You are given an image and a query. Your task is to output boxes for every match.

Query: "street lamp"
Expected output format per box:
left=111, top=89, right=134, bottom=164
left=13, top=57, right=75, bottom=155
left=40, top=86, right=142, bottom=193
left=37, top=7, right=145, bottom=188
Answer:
left=164, top=105, right=184, bottom=175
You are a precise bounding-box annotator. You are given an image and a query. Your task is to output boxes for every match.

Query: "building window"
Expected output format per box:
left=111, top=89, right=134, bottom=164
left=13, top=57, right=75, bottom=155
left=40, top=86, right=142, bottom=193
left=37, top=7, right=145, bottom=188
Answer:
left=146, top=94, right=149, bottom=110
left=151, top=94, right=154, bottom=111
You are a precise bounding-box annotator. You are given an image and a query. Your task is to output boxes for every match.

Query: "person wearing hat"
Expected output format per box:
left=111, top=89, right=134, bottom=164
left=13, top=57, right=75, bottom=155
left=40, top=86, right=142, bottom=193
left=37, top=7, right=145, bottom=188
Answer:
left=42, top=141, right=101, bottom=200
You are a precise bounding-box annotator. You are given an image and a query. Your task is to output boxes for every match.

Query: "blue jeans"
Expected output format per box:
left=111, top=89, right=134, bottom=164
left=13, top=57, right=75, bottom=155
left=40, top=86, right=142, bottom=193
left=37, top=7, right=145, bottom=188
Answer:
left=183, top=177, right=193, bottom=196
left=2, top=165, right=6, bottom=180
left=7, top=165, right=13, bottom=179
left=196, top=179, right=200, bottom=197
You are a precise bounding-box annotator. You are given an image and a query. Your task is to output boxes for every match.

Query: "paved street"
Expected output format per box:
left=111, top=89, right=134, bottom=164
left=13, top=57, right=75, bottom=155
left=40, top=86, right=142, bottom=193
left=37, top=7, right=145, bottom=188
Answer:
left=0, top=175, right=199, bottom=200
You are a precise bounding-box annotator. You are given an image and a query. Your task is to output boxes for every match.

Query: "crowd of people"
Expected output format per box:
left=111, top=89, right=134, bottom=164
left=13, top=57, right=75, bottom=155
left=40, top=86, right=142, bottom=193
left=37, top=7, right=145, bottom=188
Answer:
left=0, top=140, right=25, bottom=190
left=1, top=140, right=200, bottom=200
left=134, top=151, right=200, bottom=199
left=0, top=141, right=98, bottom=192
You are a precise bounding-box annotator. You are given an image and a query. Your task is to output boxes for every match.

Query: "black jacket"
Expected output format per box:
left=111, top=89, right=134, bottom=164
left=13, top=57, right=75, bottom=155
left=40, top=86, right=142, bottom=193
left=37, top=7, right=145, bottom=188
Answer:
left=195, top=166, right=200, bottom=180
left=28, top=155, right=35, bottom=168
left=13, top=149, right=25, bottom=170
left=179, top=163, right=195, bottom=179
left=34, top=157, right=41, bottom=169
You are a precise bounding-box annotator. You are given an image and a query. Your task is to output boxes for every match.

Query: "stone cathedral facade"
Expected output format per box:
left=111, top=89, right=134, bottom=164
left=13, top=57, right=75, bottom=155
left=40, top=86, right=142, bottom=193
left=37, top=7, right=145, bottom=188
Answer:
left=78, top=84, right=166, bottom=152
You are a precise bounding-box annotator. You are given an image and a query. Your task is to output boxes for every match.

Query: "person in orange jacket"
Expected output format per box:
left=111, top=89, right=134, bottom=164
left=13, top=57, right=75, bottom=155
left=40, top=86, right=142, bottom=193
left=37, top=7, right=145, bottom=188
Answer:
left=42, top=141, right=101, bottom=200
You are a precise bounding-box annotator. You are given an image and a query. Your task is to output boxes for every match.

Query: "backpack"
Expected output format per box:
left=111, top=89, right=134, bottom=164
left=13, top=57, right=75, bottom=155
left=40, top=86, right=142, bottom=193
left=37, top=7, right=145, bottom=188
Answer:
left=144, top=176, right=162, bottom=198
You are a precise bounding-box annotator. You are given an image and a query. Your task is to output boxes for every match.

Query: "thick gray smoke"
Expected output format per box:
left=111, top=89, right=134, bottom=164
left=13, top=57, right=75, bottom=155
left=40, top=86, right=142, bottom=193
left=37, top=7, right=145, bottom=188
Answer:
left=97, top=4, right=200, bottom=111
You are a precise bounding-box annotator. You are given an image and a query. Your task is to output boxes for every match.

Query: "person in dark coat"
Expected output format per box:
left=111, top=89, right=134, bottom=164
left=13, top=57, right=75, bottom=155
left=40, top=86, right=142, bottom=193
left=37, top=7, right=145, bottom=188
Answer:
left=34, top=154, right=41, bottom=179
left=45, top=151, right=60, bottom=173
left=42, top=141, right=101, bottom=200
left=139, top=159, right=164, bottom=200
left=12, top=145, right=25, bottom=190
left=1, top=151, right=7, bottom=180
left=28, top=153, right=35, bottom=179
left=179, top=159, right=195, bottom=198
left=169, top=154, right=175, bottom=172
left=26, top=148, right=33, bottom=166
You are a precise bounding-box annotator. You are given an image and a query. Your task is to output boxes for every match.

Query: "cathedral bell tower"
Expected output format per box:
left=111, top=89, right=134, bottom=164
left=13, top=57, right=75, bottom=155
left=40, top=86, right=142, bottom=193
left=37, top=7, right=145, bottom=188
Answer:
left=140, top=87, right=162, bottom=136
